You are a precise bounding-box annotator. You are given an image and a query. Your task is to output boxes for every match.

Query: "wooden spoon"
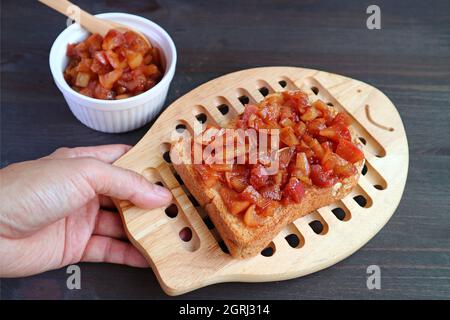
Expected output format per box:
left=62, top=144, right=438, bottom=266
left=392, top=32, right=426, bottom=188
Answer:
left=38, top=0, right=152, bottom=47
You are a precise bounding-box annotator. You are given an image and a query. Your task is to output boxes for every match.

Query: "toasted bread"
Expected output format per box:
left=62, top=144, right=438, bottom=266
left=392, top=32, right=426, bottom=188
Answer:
left=171, top=92, right=364, bottom=258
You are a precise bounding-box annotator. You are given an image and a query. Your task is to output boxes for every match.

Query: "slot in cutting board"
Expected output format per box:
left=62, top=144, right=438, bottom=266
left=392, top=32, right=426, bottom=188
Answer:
left=113, top=67, right=409, bottom=296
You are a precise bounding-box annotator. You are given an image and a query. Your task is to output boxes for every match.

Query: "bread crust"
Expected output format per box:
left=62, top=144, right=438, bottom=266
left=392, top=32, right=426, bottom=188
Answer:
left=170, top=97, right=364, bottom=258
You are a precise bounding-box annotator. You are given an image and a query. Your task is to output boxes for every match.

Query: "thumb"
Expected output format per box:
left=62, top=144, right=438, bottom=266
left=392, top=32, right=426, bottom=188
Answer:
left=79, top=158, right=172, bottom=209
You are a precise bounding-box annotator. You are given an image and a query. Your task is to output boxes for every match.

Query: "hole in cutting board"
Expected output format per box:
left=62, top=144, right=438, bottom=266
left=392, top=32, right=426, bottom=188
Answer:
left=282, top=223, right=305, bottom=249
left=285, top=234, right=300, bottom=248
left=353, top=195, right=368, bottom=208
left=196, top=113, right=207, bottom=124
left=261, top=242, right=276, bottom=257
left=359, top=137, right=367, bottom=145
left=160, top=143, right=172, bottom=163
left=309, top=220, right=325, bottom=234
left=331, top=206, right=351, bottom=221
left=179, top=227, right=192, bottom=242
left=236, top=88, right=257, bottom=107
left=374, top=184, right=384, bottom=190
left=214, top=96, right=239, bottom=121
left=311, top=86, right=319, bottom=95
left=172, top=120, right=193, bottom=139
left=192, top=105, right=219, bottom=127
left=256, top=80, right=275, bottom=99
left=163, top=151, right=171, bottom=163
left=176, top=221, right=200, bottom=251
left=349, top=185, right=373, bottom=208
left=155, top=181, right=164, bottom=186
left=217, top=104, right=229, bottom=115
left=175, top=123, right=186, bottom=133
left=258, top=87, right=269, bottom=97
left=278, top=77, right=299, bottom=90
left=362, top=164, right=368, bottom=176
left=238, top=95, right=249, bottom=105
left=327, top=102, right=334, bottom=107
left=165, top=203, right=178, bottom=218
left=299, top=211, right=329, bottom=235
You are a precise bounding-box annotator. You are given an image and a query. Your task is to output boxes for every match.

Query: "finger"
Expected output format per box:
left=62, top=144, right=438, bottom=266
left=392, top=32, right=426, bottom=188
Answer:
left=93, top=210, right=127, bottom=239
left=47, top=145, right=132, bottom=163
left=81, top=235, right=148, bottom=268
left=79, top=158, right=173, bottom=209
left=99, top=195, right=117, bottom=210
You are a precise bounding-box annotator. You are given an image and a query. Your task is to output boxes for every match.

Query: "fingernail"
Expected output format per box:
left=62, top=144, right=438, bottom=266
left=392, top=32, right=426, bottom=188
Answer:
left=152, top=184, right=173, bottom=200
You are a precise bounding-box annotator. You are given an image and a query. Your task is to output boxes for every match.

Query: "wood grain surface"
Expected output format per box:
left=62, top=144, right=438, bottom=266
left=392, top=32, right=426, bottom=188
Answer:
left=1, top=0, right=449, bottom=299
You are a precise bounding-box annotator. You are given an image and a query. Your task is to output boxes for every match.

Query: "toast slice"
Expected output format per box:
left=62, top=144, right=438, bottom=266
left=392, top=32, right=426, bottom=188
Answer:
left=171, top=91, right=364, bottom=258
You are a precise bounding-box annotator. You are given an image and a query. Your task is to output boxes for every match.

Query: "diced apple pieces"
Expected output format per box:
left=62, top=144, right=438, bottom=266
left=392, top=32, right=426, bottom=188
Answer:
left=322, top=152, right=356, bottom=178
left=301, top=106, right=322, bottom=121
left=94, top=51, right=108, bottom=65
left=94, top=84, right=114, bottom=100
left=294, top=152, right=310, bottom=177
left=219, top=188, right=250, bottom=215
left=102, top=30, right=125, bottom=51
left=312, top=100, right=331, bottom=119
left=336, top=139, right=365, bottom=163
left=127, top=50, right=143, bottom=70
left=279, top=117, right=295, bottom=127
left=229, top=176, right=248, bottom=193
left=308, top=138, right=325, bottom=160
left=65, top=29, right=161, bottom=100
left=310, top=165, right=338, bottom=187
left=143, top=64, right=159, bottom=76
left=280, top=126, right=300, bottom=146
left=76, top=58, right=92, bottom=73
left=99, top=69, right=123, bottom=90
left=293, top=121, right=306, bottom=136
left=278, top=147, right=295, bottom=169
left=124, top=30, right=151, bottom=53
left=105, top=50, right=127, bottom=69
left=244, top=205, right=264, bottom=227
left=75, top=72, right=90, bottom=87
left=189, top=90, right=365, bottom=223
left=282, top=177, right=305, bottom=203
left=241, top=185, right=270, bottom=209
left=332, top=112, right=352, bottom=126
left=230, top=200, right=251, bottom=215
left=86, top=34, right=103, bottom=52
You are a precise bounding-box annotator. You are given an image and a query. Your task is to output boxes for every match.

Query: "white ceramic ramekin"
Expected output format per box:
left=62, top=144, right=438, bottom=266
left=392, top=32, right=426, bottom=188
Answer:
left=49, top=13, right=177, bottom=133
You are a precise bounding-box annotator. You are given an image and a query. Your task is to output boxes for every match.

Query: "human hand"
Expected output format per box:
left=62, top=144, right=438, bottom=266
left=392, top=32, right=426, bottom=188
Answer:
left=0, top=145, right=172, bottom=277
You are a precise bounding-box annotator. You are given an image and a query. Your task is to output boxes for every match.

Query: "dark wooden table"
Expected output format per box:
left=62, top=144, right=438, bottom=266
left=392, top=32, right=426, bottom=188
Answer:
left=1, top=0, right=449, bottom=300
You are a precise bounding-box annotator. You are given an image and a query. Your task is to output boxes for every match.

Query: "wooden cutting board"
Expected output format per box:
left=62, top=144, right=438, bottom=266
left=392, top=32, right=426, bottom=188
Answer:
left=113, top=67, right=409, bottom=296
